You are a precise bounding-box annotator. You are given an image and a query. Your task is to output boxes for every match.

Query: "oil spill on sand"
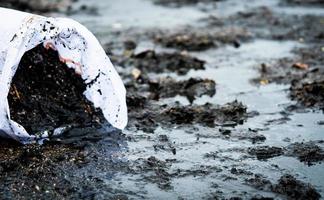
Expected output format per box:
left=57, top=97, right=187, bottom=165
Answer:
left=1, top=0, right=324, bottom=199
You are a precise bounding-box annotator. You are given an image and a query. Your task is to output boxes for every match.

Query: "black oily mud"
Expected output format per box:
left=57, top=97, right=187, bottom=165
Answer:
left=8, top=45, right=103, bottom=136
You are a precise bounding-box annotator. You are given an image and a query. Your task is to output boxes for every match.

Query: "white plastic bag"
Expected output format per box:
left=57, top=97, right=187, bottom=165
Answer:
left=0, top=7, right=127, bottom=142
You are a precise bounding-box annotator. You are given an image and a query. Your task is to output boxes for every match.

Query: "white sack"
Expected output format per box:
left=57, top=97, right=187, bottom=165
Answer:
left=0, top=7, right=127, bottom=143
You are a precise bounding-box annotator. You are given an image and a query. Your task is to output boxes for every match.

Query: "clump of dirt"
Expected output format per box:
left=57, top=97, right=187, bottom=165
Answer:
left=161, top=101, right=247, bottom=127
left=123, top=40, right=137, bottom=51
left=128, top=100, right=248, bottom=133
left=218, top=101, right=248, bottom=122
left=287, top=46, right=324, bottom=110
left=207, top=6, right=324, bottom=42
left=251, top=59, right=305, bottom=85
left=155, top=28, right=251, bottom=50
left=246, top=173, right=321, bottom=200
left=212, top=27, right=251, bottom=47
left=148, top=76, right=216, bottom=102
left=161, top=103, right=217, bottom=127
left=153, top=135, right=176, bottom=155
left=172, top=165, right=222, bottom=178
left=284, top=0, right=324, bottom=5
left=124, top=68, right=216, bottom=103
left=0, top=0, right=71, bottom=13
left=125, top=74, right=219, bottom=132
left=8, top=45, right=103, bottom=136
left=245, top=174, right=272, bottom=190
left=290, top=80, right=324, bottom=110
left=129, top=50, right=205, bottom=75
left=286, top=141, right=324, bottom=165
left=185, top=24, right=252, bottom=46
left=154, top=33, right=215, bottom=51
left=126, top=92, right=147, bottom=109
left=226, top=128, right=266, bottom=144
left=248, top=146, right=284, bottom=160
left=251, top=44, right=324, bottom=112
left=215, top=6, right=288, bottom=40
left=232, top=6, right=278, bottom=26
left=272, top=174, right=321, bottom=200
left=230, top=168, right=253, bottom=176
left=153, top=0, right=221, bottom=7
left=130, top=156, right=172, bottom=190
left=248, top=142, right=324, bottom=165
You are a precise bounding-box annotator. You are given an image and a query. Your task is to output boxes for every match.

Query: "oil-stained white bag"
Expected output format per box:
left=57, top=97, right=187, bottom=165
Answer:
left=0, top=8, right=127, bottom=143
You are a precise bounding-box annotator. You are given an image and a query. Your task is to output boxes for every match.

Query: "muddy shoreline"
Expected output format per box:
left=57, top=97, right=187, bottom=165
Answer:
left=1, top=0, right=324, bottom=199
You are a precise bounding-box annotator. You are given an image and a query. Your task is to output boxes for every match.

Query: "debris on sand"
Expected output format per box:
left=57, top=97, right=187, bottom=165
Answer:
left=245, top=174, right=272, bottom=190
left=287, top=46, right=324, bottom=110
left=154, top=28, right=251, bottom=50
left=130, top=156, right=172, bottom=190
left=251, top=58, right=306, bottom=85
left=211, top=27, right=251, bottom=47
left=222, top=6, right=281, bottom=36
left=126, top=92, right=148, bottom=109
left=2, top=0, right=324, bottom=198
left=148, top=76, right=216, bottom=102
left=292, top=62, right=309, bottom=70
left=154, top=33, right=215, bottom=51
left=272, top=174, right=321, bottom=200
left=0, top=0, right=71, bottom=13
left=161, top=104, right=217, bottom=127
left=153, top=0, right=220, bottom=7
left=125, top=68, right=216, bottom=103
left=290, top=80, right=324, bottom=110
left=248, top=142, right=324, bottom=165
left=0, top=139, right=85, bottom=173
left=0, top=138, right=86, bottom=198
left=153, top=135, right=176, bottom=155
left=161, top=101, right=247, bottom=127
left=227, top=128, right=266, bottom=144
left=129, top=50, right=205, bottom=75
left=126, top=86, right=245, bottom=133
left=246, top=174, right=321, bottom=200
left=218, top=102, right=249, bottom=124
left=248, top=146, right=284, bottom=160
left=285, top=0, right=324, bottom=5
left=0, top=130, right=127, bottom=199
left=285, top=141, right=324, bottom=165
left=252, top=44, right=324, bottom=111
left=128, top=100, right=248, bottom=133
left=8, top=45, right=103, bottom=136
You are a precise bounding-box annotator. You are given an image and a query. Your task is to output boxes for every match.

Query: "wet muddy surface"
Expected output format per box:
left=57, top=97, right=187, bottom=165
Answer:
left=123, top=50, right=206, bottom=75
left=1, top=0, right=324, bottom=199
left=0, top=0, right=72, bottom=13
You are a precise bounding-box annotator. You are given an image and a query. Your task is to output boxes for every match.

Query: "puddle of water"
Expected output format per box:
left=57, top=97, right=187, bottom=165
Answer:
left=70, top=0, right=205, bottom=33
left=186, top=40, right=302, bottom=107
left=261, top=111, right=324, bottom=144
left=171, top=177, right=217, bottom=199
